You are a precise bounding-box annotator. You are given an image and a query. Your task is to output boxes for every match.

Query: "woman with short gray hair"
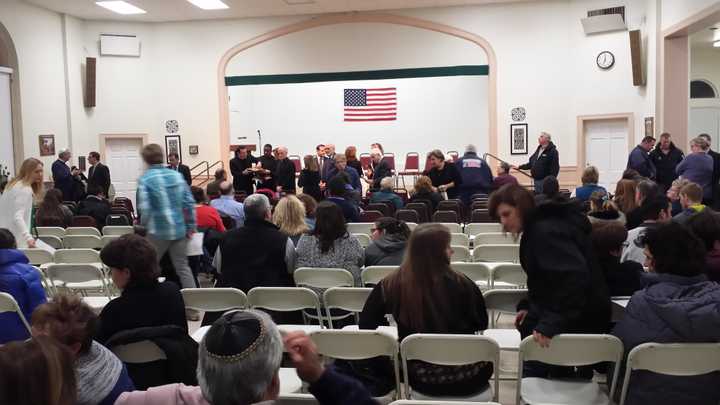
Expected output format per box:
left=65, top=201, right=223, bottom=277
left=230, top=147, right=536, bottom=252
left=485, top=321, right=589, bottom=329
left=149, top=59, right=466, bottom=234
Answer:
left=676, top=136, right=714, bottom=203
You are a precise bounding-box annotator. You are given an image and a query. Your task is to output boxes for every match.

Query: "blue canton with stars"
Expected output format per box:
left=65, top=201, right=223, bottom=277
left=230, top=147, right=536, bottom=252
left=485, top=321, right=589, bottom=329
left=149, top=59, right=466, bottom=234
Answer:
left=344, top=89, right=367, bottom=106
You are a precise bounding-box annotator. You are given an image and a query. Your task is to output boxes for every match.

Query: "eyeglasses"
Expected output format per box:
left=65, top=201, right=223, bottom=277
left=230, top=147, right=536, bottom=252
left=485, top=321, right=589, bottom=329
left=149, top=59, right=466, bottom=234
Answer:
left=370, top=228, right=380, bottom=232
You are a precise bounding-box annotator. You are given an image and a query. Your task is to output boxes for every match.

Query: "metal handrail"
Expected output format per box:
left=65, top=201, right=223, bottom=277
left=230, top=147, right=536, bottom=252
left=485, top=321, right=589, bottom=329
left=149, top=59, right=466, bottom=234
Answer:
left=190, top=160, right=224, bottom=186
left=483, top=152, right=534, bottom=179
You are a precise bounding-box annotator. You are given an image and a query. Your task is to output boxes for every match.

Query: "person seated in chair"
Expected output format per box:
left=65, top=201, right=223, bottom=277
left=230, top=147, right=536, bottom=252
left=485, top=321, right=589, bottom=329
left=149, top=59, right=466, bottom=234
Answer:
left=210, top=181, right=245, bottom=229
left=77, top=184, right=113, bottom=229
left=326, top=176, right=360, bottom=223
left=369, top=177, right=404, bottom=209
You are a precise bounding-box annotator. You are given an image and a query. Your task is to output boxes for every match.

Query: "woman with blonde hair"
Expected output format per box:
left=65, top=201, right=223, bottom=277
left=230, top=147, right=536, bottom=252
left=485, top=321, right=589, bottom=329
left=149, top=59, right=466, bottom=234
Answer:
left=613, top=179, right=637, bottom=214
left=575, top=166, right=606, bottom=202
left=298, top=155, right=321, bottom=201
left=0, top=158, right=44, bottom=247
left=273, top=195, right=309, bottom=245
left=345, top=146, right=363, bottom=177
left=409, top=175, right=442, bottom=211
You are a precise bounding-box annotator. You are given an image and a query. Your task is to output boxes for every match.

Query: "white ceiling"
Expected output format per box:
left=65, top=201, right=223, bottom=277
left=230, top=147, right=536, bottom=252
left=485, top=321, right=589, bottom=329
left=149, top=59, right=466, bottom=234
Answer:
left=22, top=0, right=534, bottom=22
left=690, top=23, right=720, bottom=51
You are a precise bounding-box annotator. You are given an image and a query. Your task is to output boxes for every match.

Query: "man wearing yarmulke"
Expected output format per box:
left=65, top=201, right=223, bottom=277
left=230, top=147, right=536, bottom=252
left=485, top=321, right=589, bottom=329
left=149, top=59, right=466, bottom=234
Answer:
left=115, top=310, right=377, bottom=405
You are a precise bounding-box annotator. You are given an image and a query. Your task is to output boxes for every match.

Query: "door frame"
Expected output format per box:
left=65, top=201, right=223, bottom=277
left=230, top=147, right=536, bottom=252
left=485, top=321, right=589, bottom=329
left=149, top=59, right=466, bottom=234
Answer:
left=576, top=113, right=634, bottom=180
left=100, top=133, right=148, bottom=162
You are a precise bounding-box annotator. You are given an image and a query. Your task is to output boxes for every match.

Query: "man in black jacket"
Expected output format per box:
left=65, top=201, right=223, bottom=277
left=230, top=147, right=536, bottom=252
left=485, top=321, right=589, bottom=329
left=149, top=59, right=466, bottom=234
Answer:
left=516, top=132, right=559, bottom=194
left=699, top=133, right=720, bottom=208
left=649, top=132, right=684, bottom=193
left=87, top=151, right=111, bottom=197
left=369, top=149, right=392, bottom=191
left=168, top=153, right=192, bottom=186
left=77, top=184, right=112, bottom=229
left=229, top=146, right=256, bottom=195
left=274, top=146, right=296, bottom=194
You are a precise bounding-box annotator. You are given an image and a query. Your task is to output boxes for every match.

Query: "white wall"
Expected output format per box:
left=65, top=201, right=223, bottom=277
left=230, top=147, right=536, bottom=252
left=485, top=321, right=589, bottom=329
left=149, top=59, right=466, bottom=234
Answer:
left=662, top=0, right=720, bottom=31
left=691, top=47, right=720, bottom=93
left=0, top=69, right=14, bottom=175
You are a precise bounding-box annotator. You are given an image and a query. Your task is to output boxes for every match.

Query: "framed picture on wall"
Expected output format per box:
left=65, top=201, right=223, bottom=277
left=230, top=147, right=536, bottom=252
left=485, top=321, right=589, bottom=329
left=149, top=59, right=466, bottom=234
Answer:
left=510, top=123, right=528, bottom=155
left=189, top=145, right=199, bottom=155
left=38, top=134, right=55, bottom=156
left=165, top=135, right=182, bottom=163
left=644, top=117, right=654, bottom=138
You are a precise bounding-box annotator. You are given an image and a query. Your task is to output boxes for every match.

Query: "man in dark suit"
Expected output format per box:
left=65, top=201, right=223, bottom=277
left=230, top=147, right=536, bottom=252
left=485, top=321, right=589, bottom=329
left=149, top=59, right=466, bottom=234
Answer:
left=369, top=149, right=392, bottom=191
left=52, top=148, right=74, bottom=201
left=274, top=146, right=296, bottom=194
left=87, top=151, right=111, bottom=197
left=168, top=152, right=192, bottom=186
left=77, top=183, right=112, bottom=229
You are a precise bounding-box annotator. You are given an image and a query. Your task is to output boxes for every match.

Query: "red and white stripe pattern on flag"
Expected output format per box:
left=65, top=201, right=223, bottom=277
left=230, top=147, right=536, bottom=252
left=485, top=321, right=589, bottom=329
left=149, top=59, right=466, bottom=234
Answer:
left=344, top=87, right=397, bottom=121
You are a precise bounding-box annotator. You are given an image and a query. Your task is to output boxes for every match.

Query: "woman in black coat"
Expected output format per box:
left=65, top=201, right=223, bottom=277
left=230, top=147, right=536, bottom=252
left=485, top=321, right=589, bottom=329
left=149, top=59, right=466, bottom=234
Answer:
left=489, top=184, right=611, bottom=378
left=299, top=155, right=322, bottom=201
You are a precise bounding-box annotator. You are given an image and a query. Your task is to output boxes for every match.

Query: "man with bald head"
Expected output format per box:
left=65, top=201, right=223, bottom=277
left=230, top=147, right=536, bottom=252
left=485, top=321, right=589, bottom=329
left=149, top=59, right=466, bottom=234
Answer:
left=210, top=181, right=245, bottom=228
left=274, top=146, right=296, bottom=194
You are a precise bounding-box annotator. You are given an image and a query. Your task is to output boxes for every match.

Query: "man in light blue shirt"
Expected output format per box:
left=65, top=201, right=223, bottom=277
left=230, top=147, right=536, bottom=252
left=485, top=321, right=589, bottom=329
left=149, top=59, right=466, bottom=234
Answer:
left=211, top=181, right=245, bottom=228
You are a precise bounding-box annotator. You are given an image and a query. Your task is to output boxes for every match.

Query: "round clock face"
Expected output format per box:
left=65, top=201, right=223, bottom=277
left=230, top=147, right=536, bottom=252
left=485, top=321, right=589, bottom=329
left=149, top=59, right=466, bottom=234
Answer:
left=597, top=51, right=615, bottom=70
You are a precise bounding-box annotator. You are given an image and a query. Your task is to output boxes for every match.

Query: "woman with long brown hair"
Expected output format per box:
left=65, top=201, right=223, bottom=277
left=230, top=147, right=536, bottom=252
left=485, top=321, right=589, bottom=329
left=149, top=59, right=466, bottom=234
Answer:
left=359, top=223, right=491, bottom=397
left=345, top=146, right=363, bottom=177
left=35, top=188, right=74, bottom=228
left=614, top=179, right=638, bottom=214
left=0, top=158, right=45, bottom=247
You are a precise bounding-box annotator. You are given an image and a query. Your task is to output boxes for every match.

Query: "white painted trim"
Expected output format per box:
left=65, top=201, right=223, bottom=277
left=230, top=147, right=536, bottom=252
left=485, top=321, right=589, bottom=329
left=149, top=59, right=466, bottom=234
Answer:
left=0, top=67, right=13, bottom=74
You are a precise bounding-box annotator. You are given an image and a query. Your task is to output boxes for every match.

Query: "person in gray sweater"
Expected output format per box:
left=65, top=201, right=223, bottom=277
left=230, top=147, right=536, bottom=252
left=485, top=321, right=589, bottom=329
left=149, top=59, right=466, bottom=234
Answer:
left=364, top=217, right=410, bottom=267
left=676, top=136, right=714, bottom=202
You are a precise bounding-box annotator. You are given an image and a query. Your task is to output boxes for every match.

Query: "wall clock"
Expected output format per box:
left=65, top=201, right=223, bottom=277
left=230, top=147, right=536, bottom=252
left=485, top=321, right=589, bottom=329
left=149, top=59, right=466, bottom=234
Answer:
left=597, top=51, right=615, bottom=70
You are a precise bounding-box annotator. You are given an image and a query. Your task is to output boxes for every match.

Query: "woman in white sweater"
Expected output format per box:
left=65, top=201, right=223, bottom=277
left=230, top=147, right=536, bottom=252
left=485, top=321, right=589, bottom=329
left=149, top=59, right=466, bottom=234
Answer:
left=0, top=158, right=45, bottom=248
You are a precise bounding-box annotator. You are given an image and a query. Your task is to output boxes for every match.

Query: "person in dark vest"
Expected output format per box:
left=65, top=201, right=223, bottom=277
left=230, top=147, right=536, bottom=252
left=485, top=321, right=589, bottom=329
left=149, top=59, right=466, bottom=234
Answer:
left=455, top=144, right=494, bottom=206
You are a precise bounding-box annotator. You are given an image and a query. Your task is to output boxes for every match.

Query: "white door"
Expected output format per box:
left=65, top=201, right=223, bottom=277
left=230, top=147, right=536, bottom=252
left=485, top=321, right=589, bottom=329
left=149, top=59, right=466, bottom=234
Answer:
left=105, top=138, right=143, bottom=207
left=690, top=107, right=720, bottom=149
left=585, top=119, right=628, bottom=192
left=0, top=68, right=14, bottom=176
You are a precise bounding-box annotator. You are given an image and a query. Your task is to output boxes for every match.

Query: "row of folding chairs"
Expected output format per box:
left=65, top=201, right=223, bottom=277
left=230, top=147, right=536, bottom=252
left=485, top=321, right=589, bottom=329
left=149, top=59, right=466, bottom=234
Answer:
left=36, top=225, right=135, bottom=238
left=348, top=222, right=504, bottom=237
left=351, top=232, right=516, bottom=250
left=360, top=263, right=526, bottom=290
left=35, top=234, right=121, bottom=250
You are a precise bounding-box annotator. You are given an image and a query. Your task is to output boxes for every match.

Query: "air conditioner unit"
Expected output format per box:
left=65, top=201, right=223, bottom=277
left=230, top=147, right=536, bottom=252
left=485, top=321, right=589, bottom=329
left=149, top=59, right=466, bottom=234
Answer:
left=582, top=6, right=627, bottom=35
left=100, top=34, right=141, bottom=57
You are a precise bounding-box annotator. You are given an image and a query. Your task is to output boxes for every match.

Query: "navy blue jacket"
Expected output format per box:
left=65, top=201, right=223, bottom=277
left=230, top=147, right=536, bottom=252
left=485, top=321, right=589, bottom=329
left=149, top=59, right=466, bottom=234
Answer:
left=612, top=274, right=720, bottom=405
left=0, top=249, right=47, bottom=344
left=327, top=196, right=360, bottom=223
left=627, top=146, right=656, bottom=179
left=455, top=152, right=494, bottom=194
left=52, top=159, right=73, bottom=201
left=326, top=166, right=362, bottom=192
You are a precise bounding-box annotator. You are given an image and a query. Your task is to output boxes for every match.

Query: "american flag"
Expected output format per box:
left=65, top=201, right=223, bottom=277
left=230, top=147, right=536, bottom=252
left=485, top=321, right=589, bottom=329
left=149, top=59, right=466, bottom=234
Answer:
left=344, top=88, right=397, bottom=121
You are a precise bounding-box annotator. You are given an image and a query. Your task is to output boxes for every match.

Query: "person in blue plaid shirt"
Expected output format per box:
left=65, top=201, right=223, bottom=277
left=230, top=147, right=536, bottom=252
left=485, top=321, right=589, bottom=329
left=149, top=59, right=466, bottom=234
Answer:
left=137, top=144, right=197, bottom=292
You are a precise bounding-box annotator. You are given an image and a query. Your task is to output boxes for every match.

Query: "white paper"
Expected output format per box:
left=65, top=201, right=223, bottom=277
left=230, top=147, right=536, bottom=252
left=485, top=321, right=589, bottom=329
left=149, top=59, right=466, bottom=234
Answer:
left=187, top=232, right=204, bottom=256
left=34, top=238, right=56, bottom=255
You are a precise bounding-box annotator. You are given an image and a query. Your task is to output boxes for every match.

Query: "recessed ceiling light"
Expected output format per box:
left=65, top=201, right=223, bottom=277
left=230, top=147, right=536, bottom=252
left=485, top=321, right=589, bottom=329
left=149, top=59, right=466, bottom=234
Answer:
left=714, top=40, right=720, bottom=48
left=95, top=1, right=146, bottom=15
left=187, top=0, right=229, bottom=10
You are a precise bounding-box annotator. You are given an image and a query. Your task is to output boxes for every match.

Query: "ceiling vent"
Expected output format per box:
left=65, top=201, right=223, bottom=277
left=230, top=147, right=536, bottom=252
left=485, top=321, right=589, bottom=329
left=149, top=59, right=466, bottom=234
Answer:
left=582, top=6, right=627, bottom=35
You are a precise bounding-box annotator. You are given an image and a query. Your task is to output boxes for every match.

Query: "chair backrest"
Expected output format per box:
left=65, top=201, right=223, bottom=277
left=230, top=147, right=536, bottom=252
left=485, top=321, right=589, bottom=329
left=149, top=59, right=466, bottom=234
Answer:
left=361, top=265, right=397, bottom=286
left=450, top=232, right=470, bottom=248
left=383, top=153, right=396, bottom=171
left=483, top=288, right=528, bottom=327
left=0, top=292, right=32, bottom=334
left=473, top=244, right=520, bottom=263
left=294, top=267, right=355, bottom=289
left=114, top=197, right=135, bottom=214
left=71, top=215, right=98, bottom=228
left=20, top=248, right=54, bottom=266
left=439, top=223, right=462, bottom=233
left=395, top=209, right=420, bottom=223
left=323, top=287, right=373, bottom=328
left=401, top=334, right=500, bottom=402
left=105, top=214, right=131, bottom=226
left=63, top=235, right=103, bottom=249
left=393, top=188, right=409, bottom=204
left=110, top=208, right=133, bottom=224
left=54, top=248, right=100, bottom=264
left=38, top=235, right=64, bottom=249
left=352, top=233, right=371, bottom=248
left=404, top=203, right=428, bottom=223
left=432, top=210, right=459, bottom=223
left=276, top=394, right=320, bottom=404
left=518, top=334, right=623, bottom=405
left=101, top=235, right=120, bottom=247
left=36, top=226, right=66, bottom=238
left=491, top=264, right=526, bottom=287
left=111, top=340, right=167, bottom=363
left=102, top=226, right=134, bottom=236
left=465, top=223, right=503, bottom=236
left=366, top=203, right=391, bottom=217
left=359, top=154, right=372, bottom=170
left=619, top=342, right=720, bottom=405
left=403, top=152, right=419, bottom=171
left=437, top=200, right=462, bottom=216
left=247, top=287, right=322, bottom=324
left=470, top=209, right=493, bottom=223
left=450, top=245, right=471, bottom=262
left=45, top=264, right=109, bottom=296
left=181, top=288, right=248, bottom=312
left=451, top=262, right=491, bottom=284
left=359, top=210, right=383, bottom=223
left=66, top=227, right=102, bottom=237
left=473, top=232, right=517, bottom=245
left=347, top=223, right=374, bottom=236
left=289, top=155, right=302, bottom=174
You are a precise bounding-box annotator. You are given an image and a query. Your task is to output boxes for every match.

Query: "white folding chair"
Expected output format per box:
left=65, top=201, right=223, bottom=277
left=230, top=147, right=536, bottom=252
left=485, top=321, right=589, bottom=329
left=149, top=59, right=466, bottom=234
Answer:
left=619, top=342, right=720, bottom=405
left=323, top=287, right=372, bottom=328
left=473, top=244, right=519, bottom=263
left=465, top=223, right=503, bottom=236
left=450, top=262, right=491, bottom=289
left=347, top=223, right=374, bottom=236
left=439, top=223, right=462, bottom=233
left=63, top=235, right=103, bottom=249
left=38, top=235, right=64, bottom=249
left=490, top=264, right=526, bottom=288
left=390, top=401, right=501, bottom=405
left=450, top=245, right=471, bottom=262
left=361, top=266, right=397, bottom=286
left=405, top=222, right=418, bottom=231
left=311, top=329, right=401, bottom=402
left=293, top=267, right=355, bottom=289
left=102, top=226, right=134, bottom=236
left=473, top=232, right=518, bottom=246
left=53, top=248, right=101, bottom=264
left=517, top=334, right=623, bottom=405
left=352, top=233, right=372, bottom=248
left=181, top=287, right=248, bottom=312
left=36, top=226, right=66, bottom=238
left=20, top=248, right=54, bottom=266
left=482, top=289, right=528, bottom=351
left=111, top=340, right=167, bottom=363
left=275, top=394, right=320, bottom=404
left=0, top=292, right=32, bottom=335
left=45, top=264, right=113, bottom=312
left=248, top=287, right=323, bottom=325
left=65, top=227, right=102, bottom=237
left=101, top=235, right=120, bottom=247
left=401, top=334, right=500, bottom=402
left=450, top=233, right=470, bottom=248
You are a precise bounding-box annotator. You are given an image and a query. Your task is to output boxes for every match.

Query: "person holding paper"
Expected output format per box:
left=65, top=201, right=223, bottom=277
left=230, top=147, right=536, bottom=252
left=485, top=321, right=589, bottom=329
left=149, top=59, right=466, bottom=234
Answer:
left=0, top=158, right=45, bottom=248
